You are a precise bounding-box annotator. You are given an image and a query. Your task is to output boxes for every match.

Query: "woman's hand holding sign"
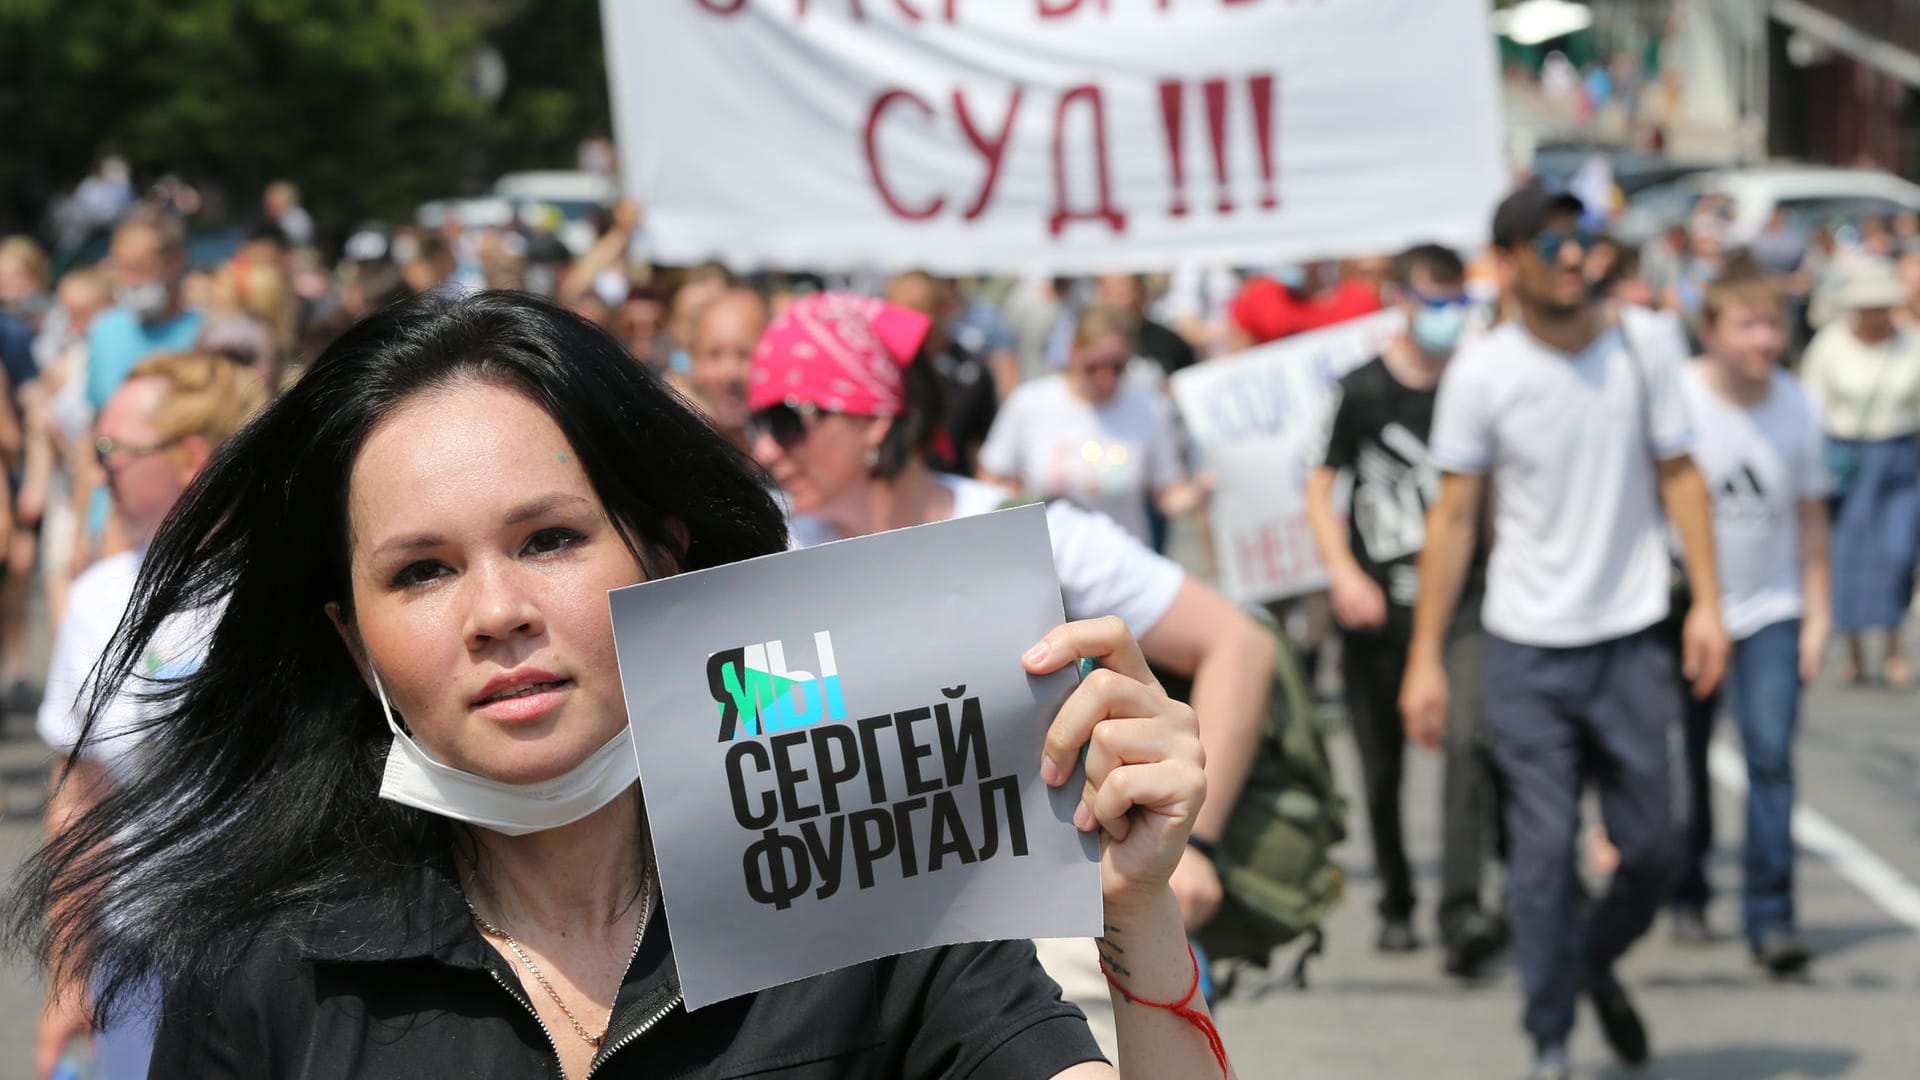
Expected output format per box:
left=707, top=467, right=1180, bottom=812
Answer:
left=1026, top=616, right=1205, bottom=902
left=1025, top=616, right=1235, bottom=1080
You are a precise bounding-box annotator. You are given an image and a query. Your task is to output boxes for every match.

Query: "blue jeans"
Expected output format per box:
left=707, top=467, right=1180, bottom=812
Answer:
left=1674, top=619, right=1801, bottom=944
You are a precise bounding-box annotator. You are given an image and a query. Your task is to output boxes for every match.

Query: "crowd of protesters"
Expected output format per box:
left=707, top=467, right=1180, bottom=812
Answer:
left=5, top=153, right=1920, bottom=1080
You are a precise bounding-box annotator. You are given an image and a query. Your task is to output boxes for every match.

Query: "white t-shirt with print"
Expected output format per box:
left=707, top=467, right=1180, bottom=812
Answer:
left=1681, top=364, right=1829, bottom=641
left=977, top=374, right=1186, bottom=545
left=37, top=551, right=219, bottom=782
left=1428, top=307, right=1694, bottom=648
left=788, top=475, right=1185, bottom=639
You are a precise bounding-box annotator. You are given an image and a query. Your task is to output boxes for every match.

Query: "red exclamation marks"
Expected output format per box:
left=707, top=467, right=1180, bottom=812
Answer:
left=1203, top=78, right=1234, bottom=215
left=1249, top=73, right=1278, bottom=210
left=1158, top=80, right=1189, bottom=218
left=1160, top=73, right=1279, bottom=221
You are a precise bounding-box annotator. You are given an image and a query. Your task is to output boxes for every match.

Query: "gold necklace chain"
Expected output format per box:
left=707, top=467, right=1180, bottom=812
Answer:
left=466, top=858, right=654, bottom=1050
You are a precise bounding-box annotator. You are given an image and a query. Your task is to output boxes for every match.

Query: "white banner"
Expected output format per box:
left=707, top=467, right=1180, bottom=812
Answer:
left=603, top=0, right=1505, bottom=273
left=1171, top=310, right=1402, bottom=603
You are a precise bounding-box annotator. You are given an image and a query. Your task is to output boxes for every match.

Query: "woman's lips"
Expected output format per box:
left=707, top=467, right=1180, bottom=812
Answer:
left=472, top=679, right=574, bottom=723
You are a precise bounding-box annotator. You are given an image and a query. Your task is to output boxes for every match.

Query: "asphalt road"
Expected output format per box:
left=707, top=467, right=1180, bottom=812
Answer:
left=1210, top=665, right=1920, bottom=1079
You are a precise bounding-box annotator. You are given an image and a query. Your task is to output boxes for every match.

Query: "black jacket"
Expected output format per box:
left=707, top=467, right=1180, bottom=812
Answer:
left=148, top=857, right=1103, bottom=1078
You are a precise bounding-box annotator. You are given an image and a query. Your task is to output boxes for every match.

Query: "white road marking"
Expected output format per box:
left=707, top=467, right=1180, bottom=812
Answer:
left=1708, top=741, right=1920, bottom=932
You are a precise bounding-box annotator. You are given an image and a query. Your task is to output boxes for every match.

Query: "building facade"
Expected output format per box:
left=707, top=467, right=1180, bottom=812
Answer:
left=1770, top=0, right=1920, bottom=178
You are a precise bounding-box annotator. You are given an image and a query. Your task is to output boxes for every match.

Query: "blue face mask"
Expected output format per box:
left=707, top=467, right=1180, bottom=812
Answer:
left=1411, top=303, right=1467, bottom=355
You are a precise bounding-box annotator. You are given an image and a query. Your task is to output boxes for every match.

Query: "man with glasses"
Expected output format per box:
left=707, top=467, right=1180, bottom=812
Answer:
left=36, top=351, right=267, bottom=1079
left=1304, top=243, right=1504, bottom=975
left=1400, top=188, right=1730, bottom=1080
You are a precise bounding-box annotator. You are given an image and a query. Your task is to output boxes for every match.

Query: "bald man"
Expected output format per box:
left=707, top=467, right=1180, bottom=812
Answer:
left=689, top=288, right=767, bottom=449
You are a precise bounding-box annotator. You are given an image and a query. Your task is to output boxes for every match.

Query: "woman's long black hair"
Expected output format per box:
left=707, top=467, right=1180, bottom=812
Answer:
left=5, top=290, right=788, bottom=1022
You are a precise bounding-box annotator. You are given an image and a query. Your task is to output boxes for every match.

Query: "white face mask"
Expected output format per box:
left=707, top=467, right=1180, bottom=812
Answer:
left=372, top=670, right=640, bottom=836
left=115, top=281, right=170, bottom=324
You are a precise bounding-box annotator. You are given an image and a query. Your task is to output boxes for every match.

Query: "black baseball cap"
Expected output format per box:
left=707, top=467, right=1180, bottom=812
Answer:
left=1491, top=186, right=1587, bottom=251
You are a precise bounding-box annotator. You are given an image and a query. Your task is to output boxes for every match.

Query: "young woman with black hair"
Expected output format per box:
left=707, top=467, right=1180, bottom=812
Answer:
left=10, top=290, right=1234, bottom=1079
left=749, top=292, right=1270, bottom=1060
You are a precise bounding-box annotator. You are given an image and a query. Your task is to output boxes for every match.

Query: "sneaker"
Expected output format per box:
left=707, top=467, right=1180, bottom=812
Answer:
left=1751, top=931, right=1813, bottom=977
left=1587, top=968, right=1651, bottom=1066
left=1528, top=1042, right=1571, bottom=1080
left=1443, top=910, right=1506, bottom=978
left=1670, top=906, right=1712, bottom=946
left=1376, top=917, right=1420, bottom=953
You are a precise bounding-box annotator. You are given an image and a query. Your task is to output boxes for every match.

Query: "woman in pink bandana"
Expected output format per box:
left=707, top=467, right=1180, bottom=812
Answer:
left=751, top=293, right=1274, bottom=1064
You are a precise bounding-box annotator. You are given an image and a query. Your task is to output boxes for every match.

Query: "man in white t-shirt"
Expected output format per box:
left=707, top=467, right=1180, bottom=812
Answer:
left=35, top=353, right=265, bottom=1079
left=1667, top=271, right=1830, bottom=976
left=1400, top=188, right=1731, bottom=1080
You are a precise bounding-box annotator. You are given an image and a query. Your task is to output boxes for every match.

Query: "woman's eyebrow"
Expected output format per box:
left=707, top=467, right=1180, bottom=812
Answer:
left=503, top=492, right=594, bottom=526
left=371, top=531, right=445, bottom=558
left=370, top=493, right=595, bottom=557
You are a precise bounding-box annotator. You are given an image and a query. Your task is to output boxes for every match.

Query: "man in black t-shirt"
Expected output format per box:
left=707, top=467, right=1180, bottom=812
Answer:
left=1304, top=244, right=1503, bottom=977
left=1096, top=272, right=1199, bottom=377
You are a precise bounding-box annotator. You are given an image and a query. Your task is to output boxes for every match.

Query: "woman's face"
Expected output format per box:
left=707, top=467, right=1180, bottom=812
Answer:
left=1071, top=331, right=1130, bottom=404
left=751, top=407, right=883, bottom=517
left=337, top=380, right=645, bottom=784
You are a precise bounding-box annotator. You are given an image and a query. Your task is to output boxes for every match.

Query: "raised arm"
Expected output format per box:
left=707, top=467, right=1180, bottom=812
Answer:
left=555, top=199, right=641, bottom=308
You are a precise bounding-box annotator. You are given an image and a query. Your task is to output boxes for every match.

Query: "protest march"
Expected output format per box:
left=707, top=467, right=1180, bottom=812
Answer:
left=5, top=2, right=1920, bottom=1079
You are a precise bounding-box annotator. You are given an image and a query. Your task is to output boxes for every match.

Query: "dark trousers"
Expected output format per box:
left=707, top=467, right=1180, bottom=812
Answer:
left=1484, top=625, right=1685, bottom=1046
left=1344, top=612, right=1499, bottom=929
left=1673, top=682, right=1718, bottom=914
left=1344, top=630, right=1417, bottom=921
left=1439, top=613, right=1504, bottom=939
left=1672, top=619, right=1802, bottom=944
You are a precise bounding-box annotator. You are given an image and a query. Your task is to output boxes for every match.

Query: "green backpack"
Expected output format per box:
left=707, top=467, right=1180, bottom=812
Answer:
left=1181, top=624, right=1348, bottom=987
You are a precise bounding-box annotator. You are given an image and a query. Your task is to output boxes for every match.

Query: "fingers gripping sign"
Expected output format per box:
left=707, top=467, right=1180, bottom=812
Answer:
left=1024, top=616, right=1208, bottom=902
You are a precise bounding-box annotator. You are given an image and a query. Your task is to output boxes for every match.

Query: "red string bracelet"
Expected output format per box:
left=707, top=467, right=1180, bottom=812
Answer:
left=1099, top=942, right=1229, bottom=1078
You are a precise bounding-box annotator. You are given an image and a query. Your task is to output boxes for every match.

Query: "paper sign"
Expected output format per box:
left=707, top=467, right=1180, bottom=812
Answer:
left=601, top=0, right=1505, bottom=273
left=1171, top=311, right=1403, bottom=602
left=609, top=504, right=1100, bottom=1010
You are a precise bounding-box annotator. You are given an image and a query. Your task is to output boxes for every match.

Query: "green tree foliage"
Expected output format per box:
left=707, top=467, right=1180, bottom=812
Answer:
left=483, top=0, right=611, bottom=178
left=0, top=0, right=610, bottom=239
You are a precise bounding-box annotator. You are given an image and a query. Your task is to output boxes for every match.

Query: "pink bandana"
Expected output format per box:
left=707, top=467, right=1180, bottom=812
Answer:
left=749, top=293, right=932, bottom=417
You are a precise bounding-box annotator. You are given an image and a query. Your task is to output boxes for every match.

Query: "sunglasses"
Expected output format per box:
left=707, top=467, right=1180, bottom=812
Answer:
left=1078, top=359, right=1128, bottom=376
left=1532, top=227, right=1596, bottom=265
left=95, top=433, right=182, bottom=470
left=746, top=402, right=828, bottom=452
left=1407, top=288, right=1469, bottom=310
